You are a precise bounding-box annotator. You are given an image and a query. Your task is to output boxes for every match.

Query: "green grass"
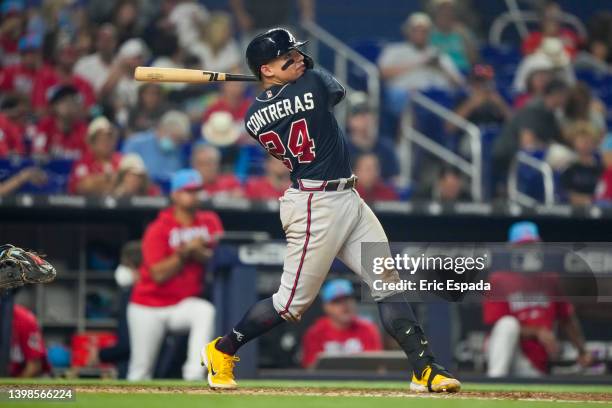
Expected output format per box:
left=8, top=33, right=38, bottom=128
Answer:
left=0, top=379, right=610, bottom=408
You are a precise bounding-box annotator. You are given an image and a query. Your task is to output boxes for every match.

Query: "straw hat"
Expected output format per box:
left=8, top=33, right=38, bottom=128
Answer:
left=201, top=111, right=241, bottom=146
left=119, top=154, right=147, bottom=175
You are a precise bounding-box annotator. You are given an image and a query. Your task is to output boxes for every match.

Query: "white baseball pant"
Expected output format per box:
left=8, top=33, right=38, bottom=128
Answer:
left=126, top=297, right=215, bottom=380
left=486, top=315, right=543, bottom=377
left=272, top=181, right=398, bottom=322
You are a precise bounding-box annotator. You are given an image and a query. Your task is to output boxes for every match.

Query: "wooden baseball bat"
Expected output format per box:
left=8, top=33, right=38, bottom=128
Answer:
left=134, top=66, right=258, bottom=83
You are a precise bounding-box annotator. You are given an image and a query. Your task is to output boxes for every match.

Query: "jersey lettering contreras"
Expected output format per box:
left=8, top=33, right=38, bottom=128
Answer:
left=244, top=69, right=352, bottom=183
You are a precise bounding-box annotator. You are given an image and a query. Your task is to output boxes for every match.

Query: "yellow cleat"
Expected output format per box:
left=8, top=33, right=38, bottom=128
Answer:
left=200, top=337, right=240, bottom=389
left=409, top=363, right=461, bottom=393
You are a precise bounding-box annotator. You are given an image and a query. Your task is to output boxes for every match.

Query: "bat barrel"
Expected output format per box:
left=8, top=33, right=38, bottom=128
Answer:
left=134, top=66, right=258, bottom=83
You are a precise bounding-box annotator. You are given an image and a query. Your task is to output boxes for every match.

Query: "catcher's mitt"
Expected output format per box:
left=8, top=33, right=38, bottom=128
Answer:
left=0, top=244, right=56, bottom=290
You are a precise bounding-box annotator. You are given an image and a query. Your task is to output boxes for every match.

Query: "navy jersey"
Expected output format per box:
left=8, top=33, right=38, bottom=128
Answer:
left=244, top=69, right=352, bottom=183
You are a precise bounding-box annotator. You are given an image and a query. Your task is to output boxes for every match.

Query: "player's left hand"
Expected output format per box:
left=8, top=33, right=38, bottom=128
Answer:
left=0, top=245, right=57, bottom=290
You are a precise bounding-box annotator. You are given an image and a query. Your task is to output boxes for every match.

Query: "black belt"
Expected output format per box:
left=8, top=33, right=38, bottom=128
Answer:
left=293, top=176, right=358, bottom=192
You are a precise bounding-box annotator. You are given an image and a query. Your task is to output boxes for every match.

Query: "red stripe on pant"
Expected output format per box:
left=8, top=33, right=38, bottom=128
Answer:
left=279, top=193, right=314, bottom=317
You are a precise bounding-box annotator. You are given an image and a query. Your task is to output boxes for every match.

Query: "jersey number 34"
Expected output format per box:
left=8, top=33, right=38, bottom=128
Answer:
left=258, top=118, right=315, bottom=171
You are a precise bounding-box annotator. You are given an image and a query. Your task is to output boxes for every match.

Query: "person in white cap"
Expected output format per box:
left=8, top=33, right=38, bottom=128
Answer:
left=102, top=38, right=150, bottom=126
left=513, top=37, right=575, bottom=93
left=68, top=116, right=121, bottom=195
left=112, top=153, right=162, bottom=197
left=378, top=12, right=464, bottom=114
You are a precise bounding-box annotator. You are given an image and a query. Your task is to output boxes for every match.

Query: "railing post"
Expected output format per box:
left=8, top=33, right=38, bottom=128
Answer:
left=508, top=152, right=556, bottom=207
left=334, top=53, right=348, bottom=129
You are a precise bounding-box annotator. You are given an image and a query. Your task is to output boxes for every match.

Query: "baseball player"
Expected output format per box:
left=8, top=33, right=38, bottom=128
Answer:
left=201, top=28, right=461, bottom=393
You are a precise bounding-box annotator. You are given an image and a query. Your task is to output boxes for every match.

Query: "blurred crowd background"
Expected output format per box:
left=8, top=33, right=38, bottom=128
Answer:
left=2, top=0, right=612, bottom=206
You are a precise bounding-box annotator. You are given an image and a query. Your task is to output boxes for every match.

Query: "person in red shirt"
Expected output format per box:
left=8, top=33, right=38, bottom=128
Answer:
left=10, top=304, right=51, bottom=377
left=244, top=155, right=291, bottom=200
left=68, top=116, right=121, bottom=195
left=483, top=221, right=592, bottom=377
left=354, top=153, right=398, bottom=202
left=0, top=34, right=56, bottom=98
left=127, top=169, right=222, bottom=381
left=202, top=80, right=251, bottom=123
left=0, top=93, right=30, bottom=156
left=31, top=43, right=96, bottom=115
left=0, top=1, right=25, bottom=66
left=32, top=85, right=88, bottom=159
left=302, top=279, right=382, bottom=368
left=521, top=3, right=581, bottom=58
left=191, top=144, right=244, bottom=199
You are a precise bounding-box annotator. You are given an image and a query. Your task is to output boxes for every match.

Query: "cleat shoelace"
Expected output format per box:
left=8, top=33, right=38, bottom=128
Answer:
left=218, top=355, right=240, bottom=379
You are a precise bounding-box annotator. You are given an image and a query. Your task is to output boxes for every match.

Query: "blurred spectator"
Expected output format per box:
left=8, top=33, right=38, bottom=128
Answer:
left=122, top=110, right=189, bottom=181
left=429, top=0, right=477, bottom=72
left=10, top=303, right=51, bottom=377
left=562, top=82, right=607, bottom=138
left=168, top=0, right=209, bottom=51
left=378, top=12, right=463, bottom=114
left=0, top=94, right=27, bottom=156
left=229, top=0, right=314, bottom=36
left=74, top=24, right=118, bottom=95
left=32, top=85, right=88, bottom=159
left=419, top=165, right=470, bottom=202
left=201, top=112, right=242, bottom=167
left=202, top=81, right=251, bottom=124
left=484, top=222, right=592, bottom=377
left=150, top=33, right=192, bottom=92
left=0, top=167, right=47, bottom=196
left=112, top=0, right=142, bottom=45
left=244, top=155, right=291, bottom=200
left=0, top=0, right=26, bottom=66
left=0, top=33, right=54, bottom=98
left=191, top=144, right=243, bottom=199
left=112, top=153, right=162, bottom=197
left=102, top=38, right=150, bottom=126
left=493, top=79, right=570, bottom=183
left=513, top=37, right=575, bottom=93
left=513, top=68, right=552, bottom=109
left=595, top=136, right=612, bottom=203
left=127, top=169, right=221, bottom=380
left=189, top=12, right=241, bottom=73
left=354, top=154, right=398, bottom=202
left=346, top=94, right=399, bottom=180
left=580, top=11, right=612, bottom=68
left=68, top=117, right=121, bottom=195
left=521, top=2, right=581, bottom=58
left=127, top=83, right=170, bottom=135
left=31, top=42, right=96, bottom=114
left=301, top=279, right=382, bottom=368
left=74, top=26, right=95, bottom=57
left=143, top=0, right=180, bottom=59
left=560, top=121, right=602, bottom=207
left=448, top=64, right=511, bottom=133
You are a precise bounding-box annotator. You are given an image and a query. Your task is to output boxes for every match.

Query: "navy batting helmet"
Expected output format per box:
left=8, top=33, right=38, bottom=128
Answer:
left=246, top=28, right=313, bottom=79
